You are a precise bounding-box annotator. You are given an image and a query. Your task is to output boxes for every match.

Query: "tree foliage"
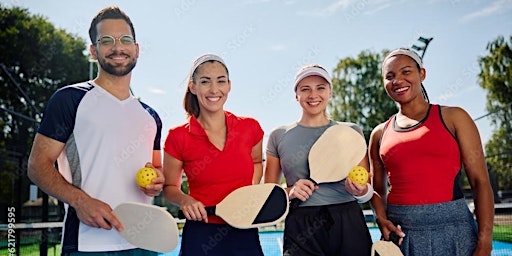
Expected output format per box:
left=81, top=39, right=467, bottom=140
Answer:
left=0, top=4, right=89, bottom=204
left=329, top=49, right=398, bottom=140
left=478, top=35, right=512, bottom=190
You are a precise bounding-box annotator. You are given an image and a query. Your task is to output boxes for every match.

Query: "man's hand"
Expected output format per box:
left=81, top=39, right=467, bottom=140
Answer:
left=139, top=162, right=164, bottom=197
left=74, top=196, right=124, bottom=231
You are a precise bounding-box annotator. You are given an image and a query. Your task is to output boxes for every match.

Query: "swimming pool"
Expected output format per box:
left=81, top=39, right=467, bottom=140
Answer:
left=161, top=228, right=512, bottom=255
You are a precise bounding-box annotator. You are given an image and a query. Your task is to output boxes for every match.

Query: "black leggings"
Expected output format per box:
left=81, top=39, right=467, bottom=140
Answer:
left=283, top=201, right=372, bottom=256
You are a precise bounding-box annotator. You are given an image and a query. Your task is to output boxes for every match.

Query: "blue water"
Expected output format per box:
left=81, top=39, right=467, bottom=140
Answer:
left=161, top=228, right=512, bottom=256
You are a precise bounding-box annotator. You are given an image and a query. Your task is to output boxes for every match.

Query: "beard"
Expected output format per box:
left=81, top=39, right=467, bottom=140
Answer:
left=97, top=53, right=137, bottom=76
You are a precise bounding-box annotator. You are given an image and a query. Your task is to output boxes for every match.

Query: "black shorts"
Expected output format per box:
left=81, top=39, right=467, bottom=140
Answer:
left=283, top=201, right=372, bottom=256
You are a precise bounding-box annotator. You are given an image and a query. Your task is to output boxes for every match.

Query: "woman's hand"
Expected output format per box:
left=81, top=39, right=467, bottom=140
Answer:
left=376, top=218, right=406, bottom=245
left=345, top=178, right=368, bottom=196
left=180, top=198, right=208, bottom=223
left=289, top=179, right=318, bottom=201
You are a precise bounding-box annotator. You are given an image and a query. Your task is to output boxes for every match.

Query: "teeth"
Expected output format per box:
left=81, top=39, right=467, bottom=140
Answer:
left=308, top=101, right=321, bottom=106
left=207, top=97, right=221, bottom=102
left=395, top=87, right=408, bottom=92
left=110, top=55, right=127, bottom=59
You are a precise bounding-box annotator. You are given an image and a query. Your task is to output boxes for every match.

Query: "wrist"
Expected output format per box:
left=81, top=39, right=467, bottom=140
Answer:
left=354, top=183, right=374, bottom=203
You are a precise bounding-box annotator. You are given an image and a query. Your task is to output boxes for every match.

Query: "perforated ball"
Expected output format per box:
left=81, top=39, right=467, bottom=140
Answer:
left=348, top=166, right=368, bottom=186
left=136, top=167, right=157, bottom=187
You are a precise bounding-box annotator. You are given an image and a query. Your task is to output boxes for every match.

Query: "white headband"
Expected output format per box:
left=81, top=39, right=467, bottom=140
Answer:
left=382, top=48, right=423, bottom=72
left=189, top=53, right=226, bottom=80
left=294, top=65, right=332, bottom=91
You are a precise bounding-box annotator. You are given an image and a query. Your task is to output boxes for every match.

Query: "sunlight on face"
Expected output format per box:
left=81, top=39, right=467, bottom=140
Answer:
left=189, top=61, right=230, bottom=115
left=93, top=19, right=139, bottom=76
left=382, top=55, right=425, bottom=103
left=295, top=75, right=332, bottom=116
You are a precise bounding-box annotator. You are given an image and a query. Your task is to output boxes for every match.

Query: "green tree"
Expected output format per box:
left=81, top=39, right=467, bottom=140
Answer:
left=478, top=35, right=512, bottom=190
left=0, top=4, right=89, bottom=207
left=329, top=49, right=398, bottom=139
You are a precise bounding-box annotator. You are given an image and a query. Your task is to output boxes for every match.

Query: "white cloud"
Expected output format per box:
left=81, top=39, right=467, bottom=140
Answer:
left=298, top=0, right=353, bottom=17
left=298, top=0, right=396, bottom=17
left=149, top=88, right=166, bottom=94
left=459, top=0, right=512, bottom=23
left=362, top=2, right=391, bottom=16
left=270, top=44, right=287, bottom=51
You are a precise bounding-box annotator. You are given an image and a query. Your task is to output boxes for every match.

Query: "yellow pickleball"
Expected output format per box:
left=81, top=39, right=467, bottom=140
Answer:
left=348, top=166, right=368, bottom=186
left=136, top=167, right=157, bottom=187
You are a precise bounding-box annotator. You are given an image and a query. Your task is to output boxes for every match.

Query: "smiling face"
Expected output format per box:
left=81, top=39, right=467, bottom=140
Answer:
left=382, top=54, right=426, bottom=104
left=295, top=75, right=332, bottom=117
left=188, top=61, right=231, bottom=115
left=91, top=19, right=139, bottom=77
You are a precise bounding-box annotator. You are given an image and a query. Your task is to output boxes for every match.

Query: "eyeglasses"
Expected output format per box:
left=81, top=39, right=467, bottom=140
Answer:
left=96, top=35, right=135, bottom=47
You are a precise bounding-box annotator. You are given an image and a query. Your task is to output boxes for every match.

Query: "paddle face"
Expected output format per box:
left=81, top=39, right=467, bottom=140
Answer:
left=210, top=183, right=289, bottom=229
left=113, top=202, right=179, bottom=253
left=290, top=124, right=367, bottom=210
left=371, top=241, right=404, bottom=256
left=308, top=123, right=367, bottom=184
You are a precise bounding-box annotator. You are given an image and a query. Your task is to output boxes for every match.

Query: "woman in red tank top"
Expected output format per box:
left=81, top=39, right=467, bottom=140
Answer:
left=368, top=48, right=494, bottom=256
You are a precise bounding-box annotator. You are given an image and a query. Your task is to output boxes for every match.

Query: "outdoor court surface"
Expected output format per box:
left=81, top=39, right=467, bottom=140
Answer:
left=161, top=227, right=512, bottom=256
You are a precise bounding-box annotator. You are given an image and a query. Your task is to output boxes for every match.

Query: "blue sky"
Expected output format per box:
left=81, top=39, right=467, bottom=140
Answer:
left=4, top=0, right=512, bottom=150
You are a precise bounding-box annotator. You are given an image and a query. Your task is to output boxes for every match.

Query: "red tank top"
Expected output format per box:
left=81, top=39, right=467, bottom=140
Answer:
left=379, top=104, right=462, bottom=205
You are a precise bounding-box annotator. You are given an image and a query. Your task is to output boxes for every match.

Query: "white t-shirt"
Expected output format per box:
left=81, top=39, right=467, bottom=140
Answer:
left=38, top=81, right=162, bottom=252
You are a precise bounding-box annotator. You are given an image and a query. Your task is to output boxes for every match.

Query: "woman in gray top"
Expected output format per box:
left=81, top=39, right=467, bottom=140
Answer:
left=265, top=64, right=374, bottom=256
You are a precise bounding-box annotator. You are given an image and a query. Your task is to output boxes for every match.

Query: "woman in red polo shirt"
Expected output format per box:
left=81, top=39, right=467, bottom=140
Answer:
left=162, top=53, right=264, bottom=255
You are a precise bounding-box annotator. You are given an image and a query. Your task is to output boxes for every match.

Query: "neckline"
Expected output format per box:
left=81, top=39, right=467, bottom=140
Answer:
left=296, top=119, right=335, bottom=129
left=87, top=81, right=134, bottom=103
left=392, top=104, right=432, bottom=131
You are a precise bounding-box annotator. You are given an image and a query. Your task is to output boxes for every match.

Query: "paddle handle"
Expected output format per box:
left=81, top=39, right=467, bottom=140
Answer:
left=205, top=206, right=216, bottom=216
left=289, top=198, right=301, bottom=210
left=289, top=177, right=318, bottom=211
left=389, top=232, right=400, bottom=246
left=178, top=206, right=217, bottom=219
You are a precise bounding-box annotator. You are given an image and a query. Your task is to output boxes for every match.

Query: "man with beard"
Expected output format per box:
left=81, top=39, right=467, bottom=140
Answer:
left=27, top=6, right=164, bottom=255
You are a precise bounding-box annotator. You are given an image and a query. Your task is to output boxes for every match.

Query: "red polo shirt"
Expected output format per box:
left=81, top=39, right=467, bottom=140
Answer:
left=164, top=111, right=263, bottom=224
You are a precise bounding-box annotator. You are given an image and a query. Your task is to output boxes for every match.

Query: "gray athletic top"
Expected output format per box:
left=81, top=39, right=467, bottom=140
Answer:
left=266, top=120, right=362, bottom=207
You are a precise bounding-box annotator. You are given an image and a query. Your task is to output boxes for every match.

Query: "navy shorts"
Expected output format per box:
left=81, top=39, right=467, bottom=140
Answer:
left=63, top=248, right=157, bottom=255
left=179, top=220, right=264, bottom=256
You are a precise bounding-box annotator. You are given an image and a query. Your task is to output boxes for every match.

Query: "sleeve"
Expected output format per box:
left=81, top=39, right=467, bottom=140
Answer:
left=163, top=127, right=184, bottom=161
left=249, top=118, right=264, bottom=146
left=37, top=87, right=86, bottom=143
left=154, top=115, right=162, bottom=150
left=265, top=127, right=283, bottom=158
left=140, top=102, right=162, bottom=150
left=339, top=121, right=364, bottom=137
